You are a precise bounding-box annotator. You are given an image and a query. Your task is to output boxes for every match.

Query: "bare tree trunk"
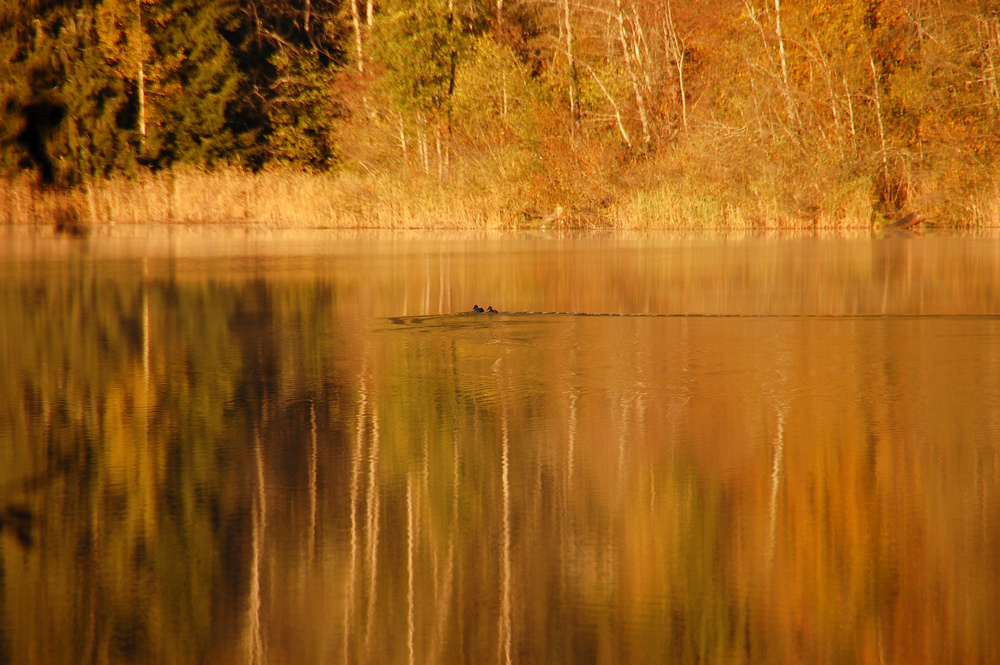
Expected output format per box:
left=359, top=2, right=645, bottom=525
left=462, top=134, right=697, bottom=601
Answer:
left=773, top=0, right=790, bottom=90
left=135, top=0, right=146, bottom=148
left=138, top=61, right=146, bottom=143
left=615, top=0, right=651, bottom=147
left=351, top=0, right=364, bottom=73
left=663, top=0, right=687, bottom=132
left=870, top=54, right=889, bottom=197
left=562, top=0, right=581, bottom=129
left=581, top=61, right=632, bottom=147
left=744, top=0, right=795, bottom=127
left=445, top=0, right=455, bottom=178
left=418, top=116, right=430, bottom=175
left=436, top=123, right=445, bottom=180
left=502, top=69, right=509, bottom=116
left=744, top=0, right=776, bottom=69
left=398, top=113, right=408, bottom=161
left=815, top=39, right=841, bottom=152
left=772, top=0, right=796, bottom=124
left=843, top=75, right=857, bottom=147
left=980, top=17, right=1000, bottom=117
left=448, top=0, right=457, bottom=99
left=631, top=6, right=653, bottom=92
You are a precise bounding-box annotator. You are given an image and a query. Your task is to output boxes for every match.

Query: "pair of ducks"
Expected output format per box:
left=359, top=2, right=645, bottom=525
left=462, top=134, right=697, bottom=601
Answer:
left=472, top=305, right=498, bottom=313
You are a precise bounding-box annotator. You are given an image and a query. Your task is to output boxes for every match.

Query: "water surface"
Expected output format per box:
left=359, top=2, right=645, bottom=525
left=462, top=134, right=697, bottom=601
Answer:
left=1, top=229, right=999, bottom=664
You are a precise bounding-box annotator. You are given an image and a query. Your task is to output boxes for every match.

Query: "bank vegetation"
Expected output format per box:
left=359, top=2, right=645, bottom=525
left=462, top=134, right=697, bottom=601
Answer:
left=3, top=0, right=1000, bottom=229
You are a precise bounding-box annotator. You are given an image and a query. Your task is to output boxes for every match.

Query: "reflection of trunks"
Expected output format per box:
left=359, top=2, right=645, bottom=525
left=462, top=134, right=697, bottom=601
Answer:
left=5, top=231, right=1000, bottom=665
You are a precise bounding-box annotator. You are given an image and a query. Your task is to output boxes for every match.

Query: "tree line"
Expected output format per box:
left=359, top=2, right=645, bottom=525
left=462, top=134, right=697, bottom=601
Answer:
left=1, top=0, right=344, bottom=179
left=3, top=0, right=1000, bottom=220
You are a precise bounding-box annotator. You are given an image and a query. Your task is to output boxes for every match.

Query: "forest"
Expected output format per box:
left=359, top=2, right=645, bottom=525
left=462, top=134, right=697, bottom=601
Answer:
left=3, top=0, right=1000, bottom=227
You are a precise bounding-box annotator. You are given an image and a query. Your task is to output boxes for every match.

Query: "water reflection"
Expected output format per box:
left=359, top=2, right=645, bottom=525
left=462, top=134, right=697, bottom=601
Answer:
left=1, top=231, right=999, bottom=664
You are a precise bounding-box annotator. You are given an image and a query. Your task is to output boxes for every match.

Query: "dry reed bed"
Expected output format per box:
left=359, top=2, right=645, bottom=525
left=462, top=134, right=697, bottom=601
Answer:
left=2, top=169, right=510, bottom=229
left=2, top=167, right=993, bottom=230
left=88, top=168, right=511, bottom=229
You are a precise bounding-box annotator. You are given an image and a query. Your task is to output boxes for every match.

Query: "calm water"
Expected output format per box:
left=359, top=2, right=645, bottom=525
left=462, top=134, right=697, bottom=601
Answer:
left=1, top=228, right=999, bottom=664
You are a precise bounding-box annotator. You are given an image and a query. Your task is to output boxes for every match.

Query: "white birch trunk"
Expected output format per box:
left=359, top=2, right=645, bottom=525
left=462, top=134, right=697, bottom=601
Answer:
left=870, top=55, right=889, bottom=194
left=351, top=0, right=364, bottom=73
left=562, top=0, right=580, bottom=127
left=615, top=0, right=651, bottom=147
left=773, top=0, right=796, bottom=123
left=663, top=0, right=687, bottom=132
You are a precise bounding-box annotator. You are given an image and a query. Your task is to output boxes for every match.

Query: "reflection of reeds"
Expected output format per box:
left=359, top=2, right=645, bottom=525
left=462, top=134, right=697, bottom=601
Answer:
left=2, top=175, right=89, bottom=234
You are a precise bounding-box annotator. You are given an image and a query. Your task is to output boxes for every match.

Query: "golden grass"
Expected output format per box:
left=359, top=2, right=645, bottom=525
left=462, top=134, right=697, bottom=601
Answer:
left=0, top=161, right=992, bottom=230
left=607, top=163, right=876, bottom=230
left=86, top=167, right=508, bottom=229
left=2, top=167, right=513, bottom=229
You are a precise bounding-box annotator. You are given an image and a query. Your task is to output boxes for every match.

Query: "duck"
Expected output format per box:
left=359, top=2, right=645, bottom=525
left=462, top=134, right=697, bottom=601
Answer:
left=486, top=306, right=498, bottom=313
left=472, top=305, right=484, bottom=313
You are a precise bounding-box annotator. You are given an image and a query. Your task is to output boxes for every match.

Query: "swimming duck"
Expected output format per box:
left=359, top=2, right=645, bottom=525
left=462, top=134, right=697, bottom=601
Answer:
left=486, top=306, right=497, bottom=313
left=472, top=305, right=484, bottom=313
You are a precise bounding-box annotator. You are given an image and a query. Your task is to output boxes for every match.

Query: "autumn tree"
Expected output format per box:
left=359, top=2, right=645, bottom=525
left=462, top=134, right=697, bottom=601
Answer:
left=368, top=0, right=465, bottom=175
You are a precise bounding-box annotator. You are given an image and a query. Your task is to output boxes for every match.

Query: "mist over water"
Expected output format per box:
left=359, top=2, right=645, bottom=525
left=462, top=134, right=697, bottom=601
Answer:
left=2, top=229, right=999, bottom=664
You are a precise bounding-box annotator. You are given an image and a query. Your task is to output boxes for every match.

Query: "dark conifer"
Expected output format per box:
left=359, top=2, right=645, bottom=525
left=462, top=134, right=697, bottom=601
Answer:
left=13, top=99, right=64, bottom=185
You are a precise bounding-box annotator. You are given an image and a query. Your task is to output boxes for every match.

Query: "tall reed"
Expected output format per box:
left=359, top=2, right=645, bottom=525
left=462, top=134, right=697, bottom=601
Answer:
left=3, top=167, right=513, bottom=229
left=1, top=160, right=989, bottom=230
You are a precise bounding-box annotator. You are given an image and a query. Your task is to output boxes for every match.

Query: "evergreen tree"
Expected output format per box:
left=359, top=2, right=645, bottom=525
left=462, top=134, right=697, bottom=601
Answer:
left=229, top=0, right=346, bottom=168
left=144, top=0, right=244, bottom=166
left=1, top=1, right=135, bottom=183
left=265, top=49, right=339, bottom=166
left=95, top=0, right=155, bottom=154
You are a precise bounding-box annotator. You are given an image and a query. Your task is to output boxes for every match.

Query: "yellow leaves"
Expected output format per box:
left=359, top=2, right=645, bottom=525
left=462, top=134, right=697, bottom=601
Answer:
left=886, top=66, right=926, bottom=114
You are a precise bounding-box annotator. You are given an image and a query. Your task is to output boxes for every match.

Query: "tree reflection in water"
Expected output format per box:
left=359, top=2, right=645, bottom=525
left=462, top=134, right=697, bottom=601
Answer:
left=1, top=231, right=999, bottom=664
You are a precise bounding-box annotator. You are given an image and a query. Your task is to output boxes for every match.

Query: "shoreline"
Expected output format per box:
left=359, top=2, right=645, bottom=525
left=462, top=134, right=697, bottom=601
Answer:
left=1, top=168, right=991, bottom=232
left=4, top=222, right=998, bottom=245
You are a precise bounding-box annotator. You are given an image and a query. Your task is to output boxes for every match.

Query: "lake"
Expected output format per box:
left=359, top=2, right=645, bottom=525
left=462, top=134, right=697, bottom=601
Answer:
left=1, top=228, right=999, bottom=664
